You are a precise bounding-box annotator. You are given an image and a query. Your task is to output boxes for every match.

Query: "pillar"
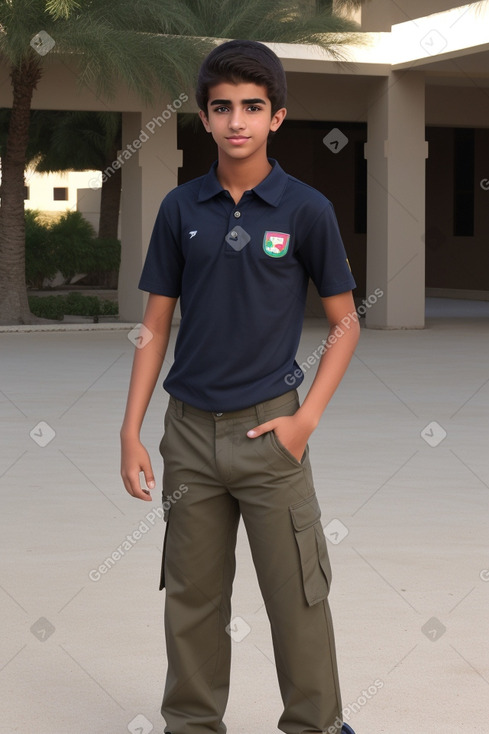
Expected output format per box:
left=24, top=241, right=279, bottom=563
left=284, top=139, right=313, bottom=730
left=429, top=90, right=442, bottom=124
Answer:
left=118, top=107, right=182, bottom=321
left=365, top=71, right=428, bottom=328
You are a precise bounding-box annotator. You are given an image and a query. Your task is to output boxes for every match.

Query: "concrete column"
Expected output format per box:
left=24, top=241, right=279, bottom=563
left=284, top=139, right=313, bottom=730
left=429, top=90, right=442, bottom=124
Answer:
left=118, top=108, right=182, bottom=321
left=365, top=71, right=428, bottom=329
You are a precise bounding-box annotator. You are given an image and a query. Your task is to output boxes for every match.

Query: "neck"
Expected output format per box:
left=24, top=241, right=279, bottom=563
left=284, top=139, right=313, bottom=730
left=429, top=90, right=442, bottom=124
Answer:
left=216, top=152, right=272, bottom=203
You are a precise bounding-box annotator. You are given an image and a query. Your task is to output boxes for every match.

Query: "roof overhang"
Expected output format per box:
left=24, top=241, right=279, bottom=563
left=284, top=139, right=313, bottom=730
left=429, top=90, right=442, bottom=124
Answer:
left=267, top=2, right=489, bottom=85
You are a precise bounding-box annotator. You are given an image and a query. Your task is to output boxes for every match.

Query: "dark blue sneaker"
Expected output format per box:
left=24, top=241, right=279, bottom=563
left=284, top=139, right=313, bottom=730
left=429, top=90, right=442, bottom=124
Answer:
left=342, top=724, right=356, bottom=734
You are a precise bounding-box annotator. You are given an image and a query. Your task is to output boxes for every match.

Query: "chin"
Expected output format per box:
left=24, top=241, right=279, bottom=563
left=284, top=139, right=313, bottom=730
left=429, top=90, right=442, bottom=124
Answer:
left=221, top=147, right=255, bottom=159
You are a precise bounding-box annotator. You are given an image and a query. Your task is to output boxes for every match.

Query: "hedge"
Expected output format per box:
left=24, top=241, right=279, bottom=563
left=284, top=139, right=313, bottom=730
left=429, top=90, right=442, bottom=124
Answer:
left=28, top=292, right=118, bottom=321
left=25, top=210, right=121, bottom=288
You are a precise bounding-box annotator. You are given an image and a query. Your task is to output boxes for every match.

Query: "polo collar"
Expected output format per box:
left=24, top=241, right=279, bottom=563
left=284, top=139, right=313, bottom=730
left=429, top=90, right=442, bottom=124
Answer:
left=197, top=158, right=288, bottom=207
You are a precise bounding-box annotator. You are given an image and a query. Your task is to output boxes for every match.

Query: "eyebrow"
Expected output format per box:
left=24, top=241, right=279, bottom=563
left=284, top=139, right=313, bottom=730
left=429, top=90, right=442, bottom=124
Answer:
left=209, top=98, right=267, bottom=106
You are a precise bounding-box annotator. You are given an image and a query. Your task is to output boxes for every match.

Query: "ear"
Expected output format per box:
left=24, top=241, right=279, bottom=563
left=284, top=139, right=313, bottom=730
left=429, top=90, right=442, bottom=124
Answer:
left=199, top=109, right=212, bottom=133
left=270, top=107, right=287, bottom=133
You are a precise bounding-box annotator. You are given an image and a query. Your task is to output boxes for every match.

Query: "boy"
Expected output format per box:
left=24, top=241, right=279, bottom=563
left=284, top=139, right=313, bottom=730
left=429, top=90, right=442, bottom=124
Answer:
left=121, top=39, right=360, bottom=734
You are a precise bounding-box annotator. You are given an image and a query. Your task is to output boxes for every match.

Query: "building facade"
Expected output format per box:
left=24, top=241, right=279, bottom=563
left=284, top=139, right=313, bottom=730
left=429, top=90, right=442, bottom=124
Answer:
left=1, top=0, right=488, bottom=326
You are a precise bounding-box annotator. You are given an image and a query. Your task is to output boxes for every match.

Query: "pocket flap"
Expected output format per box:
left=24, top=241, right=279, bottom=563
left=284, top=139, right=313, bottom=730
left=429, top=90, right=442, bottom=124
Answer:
left=289, top=494, right=330, bottom=605
left=289, top=494, right=322, bottom=531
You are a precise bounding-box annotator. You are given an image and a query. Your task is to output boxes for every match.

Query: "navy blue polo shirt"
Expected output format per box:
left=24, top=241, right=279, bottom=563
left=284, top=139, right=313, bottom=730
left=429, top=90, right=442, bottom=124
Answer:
left=139, top=159, right=356, bottom=411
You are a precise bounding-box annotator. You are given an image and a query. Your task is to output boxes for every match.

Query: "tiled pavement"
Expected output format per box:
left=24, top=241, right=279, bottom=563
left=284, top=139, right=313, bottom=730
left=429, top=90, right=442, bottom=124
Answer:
left=0, top=299, right=488, bottom=734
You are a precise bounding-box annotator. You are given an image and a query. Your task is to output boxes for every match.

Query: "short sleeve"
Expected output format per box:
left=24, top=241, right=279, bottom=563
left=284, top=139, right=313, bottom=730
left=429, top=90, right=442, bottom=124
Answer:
left=296, top=200, right=356, bottom=297
left=138, top=195, right=183, bottom=297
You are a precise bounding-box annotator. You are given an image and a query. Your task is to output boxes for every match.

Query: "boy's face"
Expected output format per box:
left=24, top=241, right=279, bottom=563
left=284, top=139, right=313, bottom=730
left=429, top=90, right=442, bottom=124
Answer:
left=199, top=82, right=286, bottom=162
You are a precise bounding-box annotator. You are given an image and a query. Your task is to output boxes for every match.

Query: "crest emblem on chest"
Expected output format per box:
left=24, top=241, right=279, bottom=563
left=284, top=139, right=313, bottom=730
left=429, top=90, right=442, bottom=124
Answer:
left=263, top=231, right=290, bottom=258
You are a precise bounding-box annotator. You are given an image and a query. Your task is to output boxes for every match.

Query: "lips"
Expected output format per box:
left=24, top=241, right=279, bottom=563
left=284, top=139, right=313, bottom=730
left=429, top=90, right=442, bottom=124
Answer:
left=226, top=136, right=250, bottom=142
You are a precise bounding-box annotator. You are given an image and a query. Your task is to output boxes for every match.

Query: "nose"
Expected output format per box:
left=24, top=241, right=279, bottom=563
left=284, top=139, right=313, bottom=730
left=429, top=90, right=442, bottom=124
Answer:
left=229, top=109, right=245, bottom=131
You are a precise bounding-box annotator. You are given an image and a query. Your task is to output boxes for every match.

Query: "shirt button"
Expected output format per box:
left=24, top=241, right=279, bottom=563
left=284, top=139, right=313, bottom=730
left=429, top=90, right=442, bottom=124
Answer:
left=233, top=211, right=241, bottom=218
left=230, top=231, right=238, bottom=240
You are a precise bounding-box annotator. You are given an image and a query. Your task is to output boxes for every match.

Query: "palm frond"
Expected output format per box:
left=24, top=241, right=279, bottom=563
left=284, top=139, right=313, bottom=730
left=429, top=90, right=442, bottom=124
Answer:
left=333, top=0, right=365, bottom=12
left=179, top=0, right=364, bottom=59
left=0, top=0, right=366, bottom=105
left=53, top=25, right=207, bottom=102
left=35, top=111, right=121, bottom=172
left=46, top=0, right=80, bottom=20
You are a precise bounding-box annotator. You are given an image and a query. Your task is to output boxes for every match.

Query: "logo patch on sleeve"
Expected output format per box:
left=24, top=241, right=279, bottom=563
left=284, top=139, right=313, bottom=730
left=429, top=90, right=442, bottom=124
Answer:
left=263, top=231, right=290, bottom=258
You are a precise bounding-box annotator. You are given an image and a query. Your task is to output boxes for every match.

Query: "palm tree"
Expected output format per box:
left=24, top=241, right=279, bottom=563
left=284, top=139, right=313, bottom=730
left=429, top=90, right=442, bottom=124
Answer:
left=0, top=0, right=362, bottom=324
left=0, top=0, right=206, bottom=324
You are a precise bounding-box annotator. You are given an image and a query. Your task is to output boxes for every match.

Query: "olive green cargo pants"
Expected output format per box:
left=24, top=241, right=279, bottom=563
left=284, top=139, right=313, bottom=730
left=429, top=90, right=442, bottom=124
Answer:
left=159, top=390, right=343, bottom=734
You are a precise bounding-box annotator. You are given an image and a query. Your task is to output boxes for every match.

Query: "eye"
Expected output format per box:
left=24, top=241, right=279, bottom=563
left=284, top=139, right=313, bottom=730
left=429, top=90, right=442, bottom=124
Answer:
left=247, top=105, right=262, bottom=112
left=214, top=106, right=229, bottom=113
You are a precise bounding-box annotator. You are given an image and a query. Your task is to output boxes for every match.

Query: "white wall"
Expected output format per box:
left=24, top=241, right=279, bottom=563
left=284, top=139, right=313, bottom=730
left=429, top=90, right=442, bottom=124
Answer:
left=76, top=187, right=103, bottom=234
left=24, top=170, right=101, bottom=215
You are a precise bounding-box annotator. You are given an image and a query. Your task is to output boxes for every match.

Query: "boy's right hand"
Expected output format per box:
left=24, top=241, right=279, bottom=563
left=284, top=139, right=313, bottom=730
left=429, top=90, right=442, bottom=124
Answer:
left=120, top=436, right=156, bottom=502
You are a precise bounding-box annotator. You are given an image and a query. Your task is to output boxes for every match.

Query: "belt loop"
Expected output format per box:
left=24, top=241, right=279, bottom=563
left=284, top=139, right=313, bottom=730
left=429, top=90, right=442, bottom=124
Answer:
left=175, top=398, right=184, bottom=418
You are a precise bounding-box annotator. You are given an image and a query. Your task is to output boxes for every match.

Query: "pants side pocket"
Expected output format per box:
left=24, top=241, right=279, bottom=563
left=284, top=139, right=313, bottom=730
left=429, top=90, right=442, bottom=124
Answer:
left=289, top=494, right=332, bottom=606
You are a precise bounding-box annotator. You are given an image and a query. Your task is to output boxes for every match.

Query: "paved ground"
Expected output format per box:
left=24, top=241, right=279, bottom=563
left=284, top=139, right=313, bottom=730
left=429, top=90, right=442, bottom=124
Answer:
left=0, top=300, right=488, bottom=734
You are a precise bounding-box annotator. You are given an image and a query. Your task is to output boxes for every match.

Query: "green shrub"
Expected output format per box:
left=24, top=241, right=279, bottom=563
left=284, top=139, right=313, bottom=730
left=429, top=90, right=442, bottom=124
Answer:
left=28, top=293, right=118, bottom=321
left=63, top=291, right=118, bottom=317
left=25, top=210, right=121, bottom=287
left=25, top=210, right=57, bottom=288
left=49, top=210, right=97, bottom=280
left=28, top=295, right=66, bottom=320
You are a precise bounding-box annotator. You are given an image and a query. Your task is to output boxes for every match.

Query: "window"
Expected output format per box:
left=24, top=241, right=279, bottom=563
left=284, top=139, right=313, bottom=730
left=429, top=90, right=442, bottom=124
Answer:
left=453, top=128, right=474, bottom=237
left=53, top=187, right=68, bottom=201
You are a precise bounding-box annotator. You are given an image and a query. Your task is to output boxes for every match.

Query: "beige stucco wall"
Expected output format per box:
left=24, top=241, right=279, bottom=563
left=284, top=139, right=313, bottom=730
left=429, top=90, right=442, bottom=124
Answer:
left=285, top=72, right=379, bottom=121
left=0, top=60, right=141, bottom=113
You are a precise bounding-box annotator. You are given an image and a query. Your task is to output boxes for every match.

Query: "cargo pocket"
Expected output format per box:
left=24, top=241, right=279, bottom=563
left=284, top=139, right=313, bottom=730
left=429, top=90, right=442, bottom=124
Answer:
left=289, top=494, right=332, bottom=606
